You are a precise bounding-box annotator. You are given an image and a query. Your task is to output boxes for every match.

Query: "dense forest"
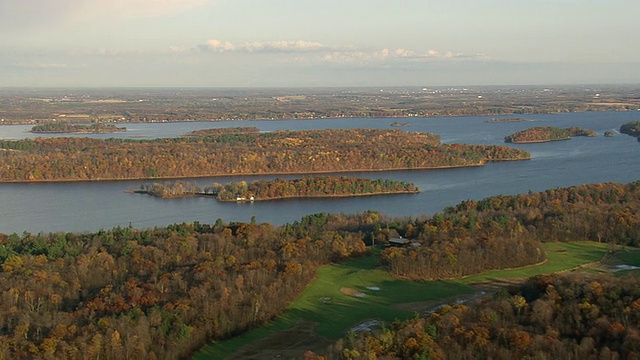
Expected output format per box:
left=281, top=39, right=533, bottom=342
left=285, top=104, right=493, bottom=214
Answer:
left=135, top=176, right=419, bottom=201
left=0, top=128, right=530, bottom=182
left=620, top=121, right=640, bottom=141
left=380, top=181, right=640, bottom=280
left=0, top=214, right=373, bottom=360
left=504, top=126, right=596, bottom=143
left=30, top=123, right=126, bottom=134
left=328, top=272, right=640, bottom=359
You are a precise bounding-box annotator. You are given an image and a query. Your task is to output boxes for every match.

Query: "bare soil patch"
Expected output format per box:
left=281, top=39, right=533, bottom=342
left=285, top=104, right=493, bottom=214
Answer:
left=340, top=287, right=366, bottom=297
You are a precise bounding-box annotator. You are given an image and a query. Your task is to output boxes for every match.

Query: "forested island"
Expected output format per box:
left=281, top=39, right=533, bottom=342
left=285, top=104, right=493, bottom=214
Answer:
left=620, top=121, right=640, bottom=141
left=30, top=123, right=126, bottom=134
left=0, top=128, right=530, bottom=182
left=505, top=126, right=596, bottom=143
left=183, top=126, right=259, bottom=137
left=0, top=181, right=639, bottom=359
left=133, top=176, right=419, bottom=201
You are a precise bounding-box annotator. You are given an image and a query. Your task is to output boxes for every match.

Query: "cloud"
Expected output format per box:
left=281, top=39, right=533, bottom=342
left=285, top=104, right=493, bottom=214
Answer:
left=243, top=40, right=326, bottom=53
left=320, top=47, right=483, bottom=64
left=202, top=39, right=236, bottom=53
left=199, top=39, right=326, bottom=54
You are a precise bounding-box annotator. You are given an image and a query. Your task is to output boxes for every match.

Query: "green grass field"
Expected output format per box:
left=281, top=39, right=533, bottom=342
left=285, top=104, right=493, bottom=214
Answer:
left=462, top=241, right=609, bottom=283
left=194, top=241, right=616, bottom=359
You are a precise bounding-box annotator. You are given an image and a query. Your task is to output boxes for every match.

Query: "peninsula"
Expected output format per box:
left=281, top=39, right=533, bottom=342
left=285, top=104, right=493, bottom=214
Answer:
left=132, top=176, right=419, bottom=201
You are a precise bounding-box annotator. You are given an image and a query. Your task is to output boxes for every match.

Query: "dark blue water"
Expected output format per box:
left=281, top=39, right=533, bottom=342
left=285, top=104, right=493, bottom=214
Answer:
left=0, top=111, right=638, bottom=234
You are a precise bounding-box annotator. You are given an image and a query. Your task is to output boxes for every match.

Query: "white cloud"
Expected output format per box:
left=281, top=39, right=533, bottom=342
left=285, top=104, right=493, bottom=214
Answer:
left=199, top=39, right=326, bottom=54
left=194, top=38, right=487, bottom=68
left=243, top=40, right=326, bottom=53
left=320, top=47, right=487, bottom=65
left=203, top=39, right=236, bottom=52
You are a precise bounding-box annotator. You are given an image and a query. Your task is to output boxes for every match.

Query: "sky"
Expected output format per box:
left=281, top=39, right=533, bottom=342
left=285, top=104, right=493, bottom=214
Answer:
left=0, top=0, right=639, bottom=87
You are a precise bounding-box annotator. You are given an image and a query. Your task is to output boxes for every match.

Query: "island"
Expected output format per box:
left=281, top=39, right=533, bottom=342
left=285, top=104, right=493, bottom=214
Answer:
left=131, top=176, right=419, bottom=201
left=390, top=121, right=410, bottom=127
left=504, top=126, right=596, bottom=143
left=604, top=130, right=616, bottom=137
left=183, top=126, right=260, bottom=137
left=485, top=117, right=526, bottom=123
left=30, top=123, right=126, bottom=134
left=0, top=128, right=530, bottom=182
left=620, top=121, right=640, bottom=141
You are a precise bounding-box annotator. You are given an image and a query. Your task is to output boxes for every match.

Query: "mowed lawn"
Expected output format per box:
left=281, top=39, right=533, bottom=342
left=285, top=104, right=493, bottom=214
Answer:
left=195, top=241, right=611, bottom=359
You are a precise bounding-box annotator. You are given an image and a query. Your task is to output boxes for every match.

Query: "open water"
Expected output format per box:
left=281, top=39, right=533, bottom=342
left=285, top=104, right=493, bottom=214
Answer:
left=0, top=111, right=638, bottom=234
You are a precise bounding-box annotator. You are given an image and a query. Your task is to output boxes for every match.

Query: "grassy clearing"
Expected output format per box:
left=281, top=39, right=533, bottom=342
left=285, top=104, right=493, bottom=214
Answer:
left=195, top=241, right=610, bottom=359
left=462, top=242, right=608, bottom=284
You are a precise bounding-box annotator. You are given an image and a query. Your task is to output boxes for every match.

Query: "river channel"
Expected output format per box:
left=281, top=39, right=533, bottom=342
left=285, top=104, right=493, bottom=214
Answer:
left=0, top=111, right=638, bottom=234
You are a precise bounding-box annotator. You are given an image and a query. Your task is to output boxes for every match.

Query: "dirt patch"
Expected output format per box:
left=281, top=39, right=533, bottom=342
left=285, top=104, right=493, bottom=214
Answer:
left=228, top=320, right=334, bottom=360
left=340, top=287, right=366, bottom=297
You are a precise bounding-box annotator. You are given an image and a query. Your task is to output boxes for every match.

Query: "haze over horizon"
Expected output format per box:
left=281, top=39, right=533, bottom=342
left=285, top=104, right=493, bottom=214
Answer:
left=1, top=0, right=639, bottom=88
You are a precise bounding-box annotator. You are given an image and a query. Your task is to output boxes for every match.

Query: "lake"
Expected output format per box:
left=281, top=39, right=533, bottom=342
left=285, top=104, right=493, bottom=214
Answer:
left=0, top=111, right=638, bottom=234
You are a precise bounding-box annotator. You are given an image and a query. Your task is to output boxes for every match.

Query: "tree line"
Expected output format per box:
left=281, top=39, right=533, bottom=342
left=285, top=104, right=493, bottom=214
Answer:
left=0, top=128, right=530, bottom=182
left=136, top=176, right=419, bottom=201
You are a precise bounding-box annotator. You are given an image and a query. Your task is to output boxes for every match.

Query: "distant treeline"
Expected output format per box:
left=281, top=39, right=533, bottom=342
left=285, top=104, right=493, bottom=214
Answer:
left=0, top=128, right=529, bottom=182
left=505, top=126, right=596, bottom=143
left=380, top=181, right=640, bottom=280
left=328, top=271, right=640, bottom=359
left=136, top=176, right=419, bottom=201
left=30, top=123, right=126, bottom=133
